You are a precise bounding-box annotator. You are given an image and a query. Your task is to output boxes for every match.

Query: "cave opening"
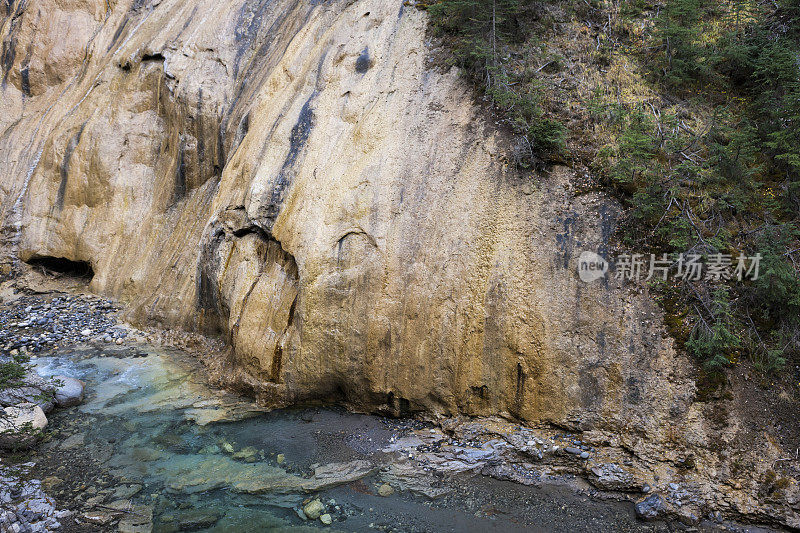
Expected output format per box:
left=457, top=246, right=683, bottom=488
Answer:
left=26, top=256, right=94, bottom=280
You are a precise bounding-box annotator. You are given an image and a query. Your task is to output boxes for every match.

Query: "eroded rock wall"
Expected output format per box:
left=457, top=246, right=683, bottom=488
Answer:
left=4, top=0, right=800, bottom=525
left=0, top=0, right=704, bottom=429
left=4, top=3, right=799, bottom=527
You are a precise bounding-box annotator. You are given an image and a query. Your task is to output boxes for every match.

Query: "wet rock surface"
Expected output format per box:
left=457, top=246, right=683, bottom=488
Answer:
left=0, top=291, right=790, bottom=532
left=0, top=460, right=69, bottom=533
left=51, top=377, right=83, bottom=408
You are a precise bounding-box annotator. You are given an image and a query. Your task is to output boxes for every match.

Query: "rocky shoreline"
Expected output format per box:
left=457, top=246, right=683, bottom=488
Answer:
left=0, top=290, right=128, bottom=450
left=0, top=460, right=71, bottom=533
left=0, top=279, right=791, bottom=532
left=0, top=282, right=152, bottom=532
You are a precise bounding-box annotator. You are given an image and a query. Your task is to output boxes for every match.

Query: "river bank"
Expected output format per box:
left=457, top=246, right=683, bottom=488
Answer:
left=0, top=277, right=785, bottom=532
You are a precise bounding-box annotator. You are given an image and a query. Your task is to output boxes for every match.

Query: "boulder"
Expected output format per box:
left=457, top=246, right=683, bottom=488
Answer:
left=0, top=403, right=48, bottom=449
left=0, top=371, right=55, bottom=413
left=635, top=494, right=666, bottom=520
left=589, top=463, right=638, bottom=491
left=53, top=376, right=84, bottom=407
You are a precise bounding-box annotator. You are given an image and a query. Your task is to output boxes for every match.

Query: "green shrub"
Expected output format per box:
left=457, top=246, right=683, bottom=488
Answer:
left=600, top=1, right=800, bottom=373
left=428, top=0, right=565, bottom=162
left=0, top=354, right=30, bottom=390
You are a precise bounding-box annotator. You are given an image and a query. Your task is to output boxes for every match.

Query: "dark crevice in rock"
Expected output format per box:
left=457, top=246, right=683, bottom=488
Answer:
left=56, top=123, right=87, bottom=210
left=383, top=391, right=413, bottom=417
left=269, top=293, right=297, bottom=384
left=171, top=137, right=187, bottom=206
left=107, top=18, right=130, bottom=53
left=197, top=229, right=226, bottom=321
left=271, top=334, right=284, bottom=383
left=26, top=256, right=93, bottom=280
left=471, top=384, right=489, bottom=399
left=230, top=269, right=262, bottom=346
left=1, top=0, right=26, bottom=87
left=355, top=47, right=371, bottom=73
left=230, top=111, right=250, bottom=156
left=141, top=51, right=165, bottom=62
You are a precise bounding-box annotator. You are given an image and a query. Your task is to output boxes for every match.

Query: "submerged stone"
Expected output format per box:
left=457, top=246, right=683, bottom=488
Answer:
left=177, top=510, right=221, bottom=531
left=303, top=499, right=324, bottom=520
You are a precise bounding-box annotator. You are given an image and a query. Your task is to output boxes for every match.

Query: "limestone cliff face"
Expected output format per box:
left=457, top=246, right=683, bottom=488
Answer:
left=0, top=0, right=706, bottom=427
left=3, top=0, right=678, bottom=421
left=3, top=1, right=797, bottom=525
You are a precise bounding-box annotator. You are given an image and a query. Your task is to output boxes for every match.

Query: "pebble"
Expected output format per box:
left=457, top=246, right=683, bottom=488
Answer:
left=320, top=513, right=332, bottom=525
left=0, top=462, right=64, bottom=532
left=378, top=483, right=394, bottom=497
left=303, top=499, right=325, bottom=520
left=0, top=295, right=125, bottom=356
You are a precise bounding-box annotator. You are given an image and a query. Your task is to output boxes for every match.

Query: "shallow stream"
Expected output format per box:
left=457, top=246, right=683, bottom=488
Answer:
left=28, top=345, right=661, bottom=532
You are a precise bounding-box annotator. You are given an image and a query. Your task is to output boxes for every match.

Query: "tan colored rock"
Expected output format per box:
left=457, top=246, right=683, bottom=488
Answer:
left=302, top=499, right=324, bottom=520
left=0, top=0, right=797, bottom=527
left=1, top=0, right=689, bottom=436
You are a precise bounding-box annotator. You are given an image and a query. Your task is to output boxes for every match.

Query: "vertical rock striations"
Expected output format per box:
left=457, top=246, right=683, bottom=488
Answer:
left=0, top=1, right=774, bottom=515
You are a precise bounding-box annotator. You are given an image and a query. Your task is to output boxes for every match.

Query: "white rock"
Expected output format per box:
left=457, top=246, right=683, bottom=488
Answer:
left=53, top=376, right=84, bottom=407
left=0, top=403, right=48, bottom=449
left=80, top=329, right=92, bottom=336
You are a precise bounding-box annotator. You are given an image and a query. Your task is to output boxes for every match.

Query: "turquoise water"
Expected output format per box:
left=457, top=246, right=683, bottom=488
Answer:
left=30, top=346, right=655, bottom=533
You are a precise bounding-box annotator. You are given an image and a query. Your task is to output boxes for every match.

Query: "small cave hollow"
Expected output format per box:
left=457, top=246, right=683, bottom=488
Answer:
left=26, top=256, right=94, bottom=280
